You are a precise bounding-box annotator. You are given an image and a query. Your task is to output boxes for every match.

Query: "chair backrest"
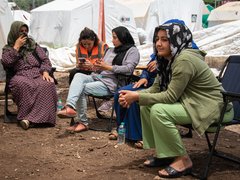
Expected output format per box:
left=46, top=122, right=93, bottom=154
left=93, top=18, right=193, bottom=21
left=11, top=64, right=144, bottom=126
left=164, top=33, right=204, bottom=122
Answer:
left=218, top=55, right=240, bottom=120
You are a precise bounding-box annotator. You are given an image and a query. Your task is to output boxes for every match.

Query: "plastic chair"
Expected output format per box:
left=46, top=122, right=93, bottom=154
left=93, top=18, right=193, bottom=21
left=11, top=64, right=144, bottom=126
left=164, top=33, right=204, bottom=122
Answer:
left=186, top=55, right=240, bottom=179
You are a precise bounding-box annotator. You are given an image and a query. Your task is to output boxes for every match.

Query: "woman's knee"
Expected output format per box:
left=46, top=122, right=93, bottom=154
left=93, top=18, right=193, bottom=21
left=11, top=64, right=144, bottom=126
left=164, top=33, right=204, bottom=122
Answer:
left=150, top=104, right=170, bottom=124
left=73, top=73, right=84, bottom=80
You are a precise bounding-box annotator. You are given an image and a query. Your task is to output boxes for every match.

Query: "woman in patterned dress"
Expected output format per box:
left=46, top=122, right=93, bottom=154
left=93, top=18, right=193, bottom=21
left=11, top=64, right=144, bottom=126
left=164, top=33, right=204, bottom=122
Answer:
left=1, top=21, right=57, bottom=130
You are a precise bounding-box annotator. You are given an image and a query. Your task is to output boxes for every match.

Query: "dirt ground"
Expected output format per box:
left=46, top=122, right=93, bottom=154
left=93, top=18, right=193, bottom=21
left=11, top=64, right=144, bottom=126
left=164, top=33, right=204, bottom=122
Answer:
left=0, top=72, right=239, bottom=180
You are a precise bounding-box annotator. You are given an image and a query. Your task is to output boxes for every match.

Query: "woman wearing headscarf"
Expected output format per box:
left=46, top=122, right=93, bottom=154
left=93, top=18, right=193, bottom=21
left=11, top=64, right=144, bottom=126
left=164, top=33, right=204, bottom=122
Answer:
left=118, top=23, right=233, bottom=178
left=112, top=19, right=199, bottom=148
left=57, top=26, right=140, bottom=133
left=1, top=21, right=57, bottom=130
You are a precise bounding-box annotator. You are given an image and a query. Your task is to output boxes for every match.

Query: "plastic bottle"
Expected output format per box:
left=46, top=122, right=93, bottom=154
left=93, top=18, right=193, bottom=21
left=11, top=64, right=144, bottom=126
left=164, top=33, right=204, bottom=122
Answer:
left=117, top=122, right=126, bottom=145
left=57, top=99, right=63, bottom=111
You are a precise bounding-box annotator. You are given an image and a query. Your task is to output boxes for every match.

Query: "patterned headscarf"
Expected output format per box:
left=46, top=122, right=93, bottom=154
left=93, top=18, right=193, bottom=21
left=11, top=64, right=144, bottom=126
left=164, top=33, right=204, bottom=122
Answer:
left=3, top=21, right=36, bottom=63
left=153, top=23, right=193, bottom=91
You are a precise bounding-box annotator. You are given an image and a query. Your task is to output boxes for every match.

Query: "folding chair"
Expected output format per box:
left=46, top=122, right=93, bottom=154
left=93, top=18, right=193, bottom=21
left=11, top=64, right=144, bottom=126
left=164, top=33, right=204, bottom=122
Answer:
left=3, top=47, right=57, bottom=123
left=4, top=68, right=18, bottom=123
left=190, top=55, right=240, bottom=179
left=87, top=73, right=138, bottom=132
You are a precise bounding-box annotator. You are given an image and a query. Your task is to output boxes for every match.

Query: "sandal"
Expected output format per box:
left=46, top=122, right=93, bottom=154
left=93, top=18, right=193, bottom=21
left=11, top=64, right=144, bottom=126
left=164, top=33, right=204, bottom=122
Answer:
left=134, top=141, right=143, bottom=149
left=158, top=166, right=192, bottom=178
left=57, top=105, right=77, bottom=118
left=66, top=123, right=88, bottom=133
left=74, top=123, right=89, bottom=133
left=109, top=129, right=118, bottom=140
left=144, top=157, right=174, bottom=167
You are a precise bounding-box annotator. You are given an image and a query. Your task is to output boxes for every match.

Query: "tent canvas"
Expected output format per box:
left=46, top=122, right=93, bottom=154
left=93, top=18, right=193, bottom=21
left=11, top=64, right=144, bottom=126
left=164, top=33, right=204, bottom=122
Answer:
left=30, top=0, right=139, bottom=48
left=143, top=0, right=204, bottom=43
left=208, top=1, right=240, bottom=27
left=0, top=0, right=13, bottom=81
left=115, top=0, right=154, bottom=28
left=12, top=10, right=31, bottom=26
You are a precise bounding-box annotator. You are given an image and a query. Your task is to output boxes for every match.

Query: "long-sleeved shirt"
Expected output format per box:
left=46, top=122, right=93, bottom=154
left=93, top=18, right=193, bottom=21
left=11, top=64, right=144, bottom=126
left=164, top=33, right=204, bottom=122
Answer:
left=138, top=49, right=231, bottom=135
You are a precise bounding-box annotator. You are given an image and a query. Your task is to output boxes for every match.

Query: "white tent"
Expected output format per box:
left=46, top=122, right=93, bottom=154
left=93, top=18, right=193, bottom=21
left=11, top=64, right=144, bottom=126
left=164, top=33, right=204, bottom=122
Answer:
left=12, top=10, right=31, bottom=26
left=30, top=0, right=139, bottom=48
left=143, top=0, right=204, bottom=43
left=115, top=0, right=154, bottom=28
left=0, top=0, right=14, bottom=81
left=208, top=2, right=240, bottom=27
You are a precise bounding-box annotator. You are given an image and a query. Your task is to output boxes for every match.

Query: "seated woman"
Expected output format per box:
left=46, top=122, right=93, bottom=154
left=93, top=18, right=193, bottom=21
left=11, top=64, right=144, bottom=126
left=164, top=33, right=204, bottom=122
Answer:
left=1, top=21, right=58, bottom=130
left=57, top=26, right=140, bottom=133
left=112, top=19, right=198, bottom=148
left=118, top=22, right=233, bottom=178
left=110, top=54, right=157, bottom=147
left=69, top=27, right=108, bottom=84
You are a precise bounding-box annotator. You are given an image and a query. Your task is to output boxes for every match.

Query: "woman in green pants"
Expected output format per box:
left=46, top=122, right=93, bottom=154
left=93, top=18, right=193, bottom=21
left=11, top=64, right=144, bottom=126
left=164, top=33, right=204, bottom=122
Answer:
left=118, top=22, right=233, bottom=178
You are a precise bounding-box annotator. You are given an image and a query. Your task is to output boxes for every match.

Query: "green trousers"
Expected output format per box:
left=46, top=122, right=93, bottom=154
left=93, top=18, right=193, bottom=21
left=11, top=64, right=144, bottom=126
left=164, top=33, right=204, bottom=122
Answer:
left=140, top=102, right=234, bottom=158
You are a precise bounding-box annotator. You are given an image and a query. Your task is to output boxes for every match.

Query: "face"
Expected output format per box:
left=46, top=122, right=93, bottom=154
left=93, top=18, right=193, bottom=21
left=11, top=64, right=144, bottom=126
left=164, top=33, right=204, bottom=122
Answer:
left=155, top=30, right=172, bottom=59
left=112, top=32, right=122, bottom=47
left=19, top=26, right=28, bottom=37
left=81, top=39, right=94, bottom=52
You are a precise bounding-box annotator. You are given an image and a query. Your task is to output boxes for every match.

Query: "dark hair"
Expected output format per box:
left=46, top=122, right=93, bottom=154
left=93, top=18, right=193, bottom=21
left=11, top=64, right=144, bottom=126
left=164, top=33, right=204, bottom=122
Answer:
left=78, top=27, right=99, bottom=46
left=112, top=26, right=135, bottom=45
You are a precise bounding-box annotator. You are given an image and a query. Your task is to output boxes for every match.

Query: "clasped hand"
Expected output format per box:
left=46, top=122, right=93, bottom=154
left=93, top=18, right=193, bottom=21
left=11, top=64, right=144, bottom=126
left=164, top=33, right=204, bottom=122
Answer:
left=118, top=90, right=139, bottom=108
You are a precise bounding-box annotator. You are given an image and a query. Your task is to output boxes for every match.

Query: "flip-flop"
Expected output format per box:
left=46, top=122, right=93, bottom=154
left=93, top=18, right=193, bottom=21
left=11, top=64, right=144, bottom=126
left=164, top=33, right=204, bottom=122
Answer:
left=134, top=141, right=143, bottom=149
left=158, top=166, right=192, bottom=178
left=144, top=157, right=174, bottom=167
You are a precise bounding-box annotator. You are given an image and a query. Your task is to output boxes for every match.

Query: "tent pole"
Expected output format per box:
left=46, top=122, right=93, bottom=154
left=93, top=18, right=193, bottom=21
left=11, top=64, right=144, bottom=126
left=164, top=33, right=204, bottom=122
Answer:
left=98, top=0, right=106, bottom=42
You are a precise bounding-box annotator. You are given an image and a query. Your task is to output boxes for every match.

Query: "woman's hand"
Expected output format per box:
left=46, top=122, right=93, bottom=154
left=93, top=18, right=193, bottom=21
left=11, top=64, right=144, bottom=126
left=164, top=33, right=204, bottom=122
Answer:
left=118, top=90, right=139, bottom=108
left=147, top=60, right=157, bottom=72
left=94, top=60, right=112, bottom=71
left=13, top=35, right=28, bottom=51
left=80, top=60, right=94, bottom=69
left=42, top=71, right=54, bottom=83
left=133, top=78, right=148, bottom=88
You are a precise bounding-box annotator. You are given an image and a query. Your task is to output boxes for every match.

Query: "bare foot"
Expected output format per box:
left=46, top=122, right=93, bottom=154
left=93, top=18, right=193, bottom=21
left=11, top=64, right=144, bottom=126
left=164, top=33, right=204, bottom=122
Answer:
left=158, top=155, right=192, bottom=176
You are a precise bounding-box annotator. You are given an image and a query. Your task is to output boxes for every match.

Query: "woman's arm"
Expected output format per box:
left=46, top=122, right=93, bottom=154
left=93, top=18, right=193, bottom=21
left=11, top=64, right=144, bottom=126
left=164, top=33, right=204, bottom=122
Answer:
left=34, top=45, right=54, bottom=82
left=1, top=48, right=20, bottom=68
left=35, top=45, right=52, bottom=73
left=95, top=47, right=140, bottom=75
left=139, top=60, right=195, bottom=106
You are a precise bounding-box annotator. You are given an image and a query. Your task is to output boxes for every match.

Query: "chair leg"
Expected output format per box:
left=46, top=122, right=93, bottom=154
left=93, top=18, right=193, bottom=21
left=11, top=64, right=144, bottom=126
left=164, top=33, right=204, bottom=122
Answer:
left=107, top=102, right=115, bottom=132
left=201, top=103, right=228, bottom=179
left=4, top=90, right=17, bottom=123
left=205, top=133, right=212, bottom=151
left=70, top=118, right=75, bottom=126
left=92, top=97, right=105, bottom=119
left=89, top=96, right=113, bottom=132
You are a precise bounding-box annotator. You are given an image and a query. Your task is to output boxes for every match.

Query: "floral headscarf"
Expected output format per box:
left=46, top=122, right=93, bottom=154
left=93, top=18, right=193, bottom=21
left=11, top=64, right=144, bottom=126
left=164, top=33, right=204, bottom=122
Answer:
left=153, top=23, right=193, bottom=91
left=3, top=21, right=36, bottom=63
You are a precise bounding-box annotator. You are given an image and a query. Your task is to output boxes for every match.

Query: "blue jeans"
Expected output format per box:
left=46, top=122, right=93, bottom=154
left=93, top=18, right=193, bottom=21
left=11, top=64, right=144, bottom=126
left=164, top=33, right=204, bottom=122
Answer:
left=66, top=73, right=111, bottom=125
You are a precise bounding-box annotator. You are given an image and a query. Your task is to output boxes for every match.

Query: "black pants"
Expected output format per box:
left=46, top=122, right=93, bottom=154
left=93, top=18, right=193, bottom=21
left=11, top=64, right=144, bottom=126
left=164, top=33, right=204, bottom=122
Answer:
left=68, top=68, right=92, bottom=85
